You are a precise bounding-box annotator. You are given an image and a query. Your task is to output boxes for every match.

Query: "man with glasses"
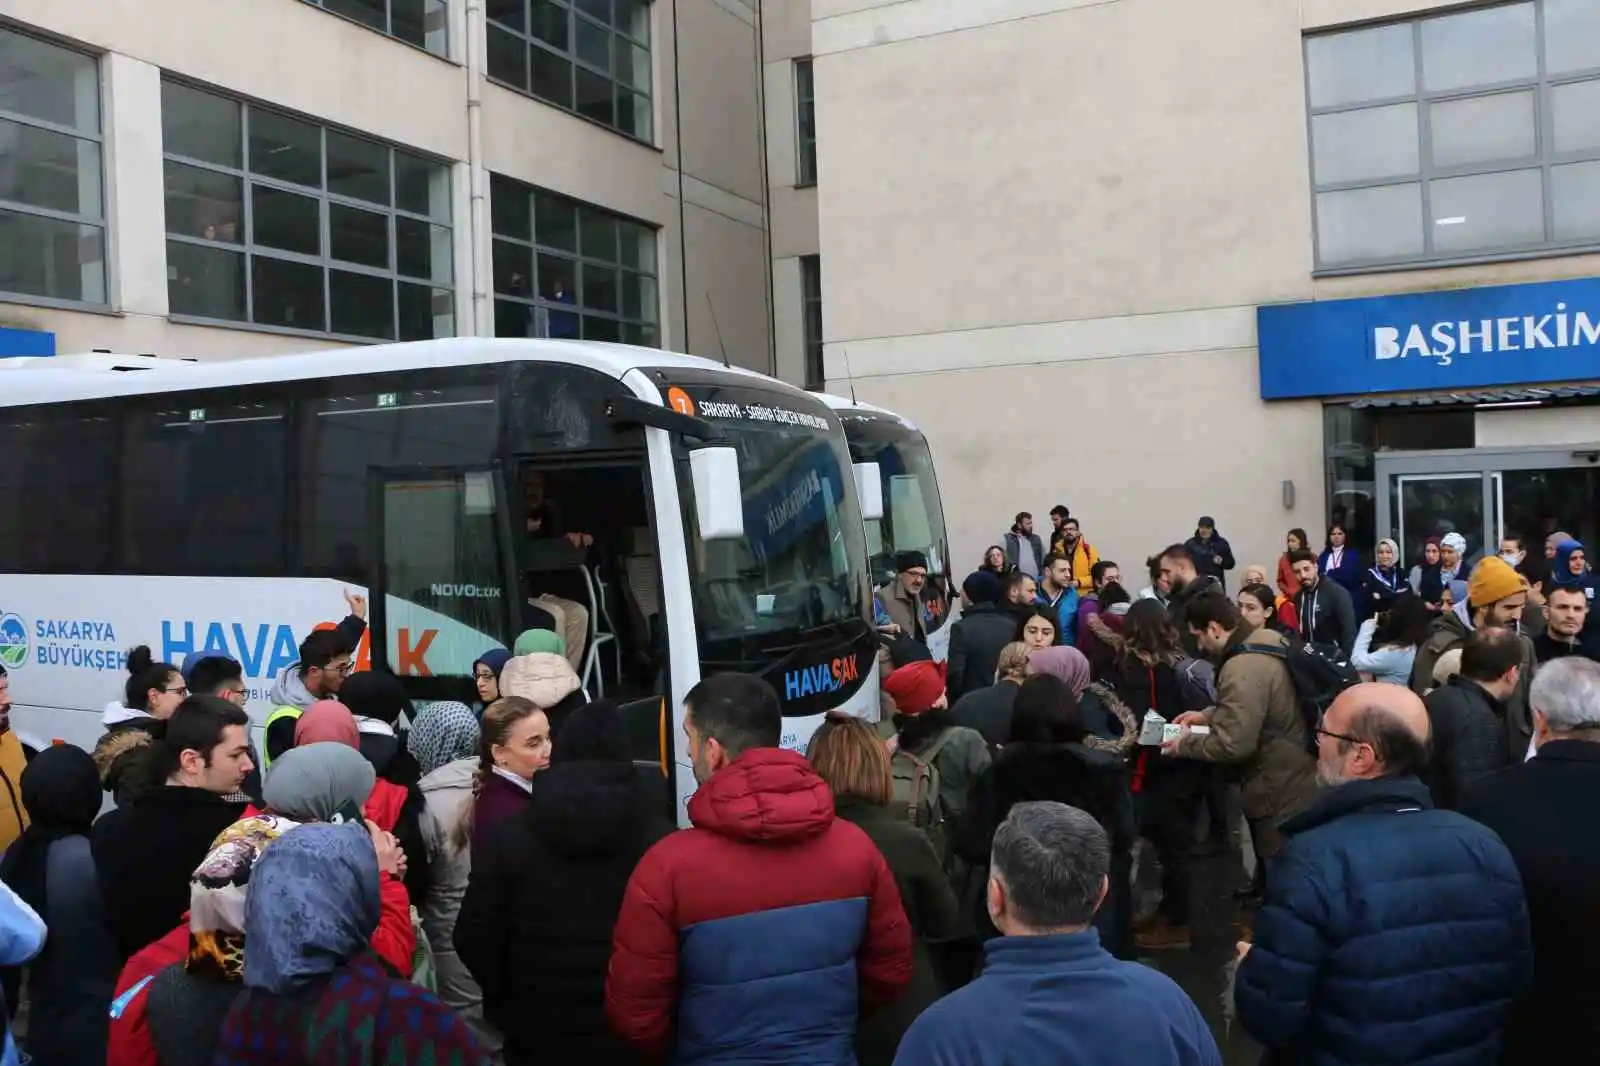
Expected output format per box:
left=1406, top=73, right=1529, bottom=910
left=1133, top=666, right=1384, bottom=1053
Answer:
left=1235, top=682, right=1531, bottom=1066
left=185, top=653, right=261, bottom=802
left=878, top=551, right=932, bottom=646
left=263, top=592, right=367, bottom=768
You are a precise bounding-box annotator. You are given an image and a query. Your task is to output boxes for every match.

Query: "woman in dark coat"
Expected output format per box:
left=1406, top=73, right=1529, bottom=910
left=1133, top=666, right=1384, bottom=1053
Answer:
left=0, top=746, right=120, bottom=1066
left=454, top=701, right=673, bottom=1066
left=954, top=675, right=1136, bottom=958
left=807, top=713, right=964, bottom=1066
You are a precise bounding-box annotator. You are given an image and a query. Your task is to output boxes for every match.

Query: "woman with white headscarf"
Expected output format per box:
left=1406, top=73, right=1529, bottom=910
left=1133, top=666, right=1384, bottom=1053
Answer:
left=1359, top=538, right=1406, bottom=621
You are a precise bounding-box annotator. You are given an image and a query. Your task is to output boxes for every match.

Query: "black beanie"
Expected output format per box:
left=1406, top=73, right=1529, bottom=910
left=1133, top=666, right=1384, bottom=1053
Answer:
left=552, top=699, right=630, bottom=764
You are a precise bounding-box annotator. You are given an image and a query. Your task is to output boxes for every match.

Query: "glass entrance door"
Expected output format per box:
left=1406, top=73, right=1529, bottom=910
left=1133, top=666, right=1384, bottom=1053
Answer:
left=1395, top=472, right=1487, bottom=572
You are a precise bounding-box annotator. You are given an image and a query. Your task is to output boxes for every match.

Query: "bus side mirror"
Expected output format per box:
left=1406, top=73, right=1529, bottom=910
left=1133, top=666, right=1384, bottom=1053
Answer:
left=690, top=446, right=745, bottom=540
left=854, top=461, right=884, bottom=521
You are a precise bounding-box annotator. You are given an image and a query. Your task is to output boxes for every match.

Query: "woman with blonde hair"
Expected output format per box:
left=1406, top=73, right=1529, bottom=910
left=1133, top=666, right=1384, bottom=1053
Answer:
left=949, top=642, right=1031, bottom=748
left=454, top=696, right=551, bottom=854
left=807, top=715, right=961, bottom=1066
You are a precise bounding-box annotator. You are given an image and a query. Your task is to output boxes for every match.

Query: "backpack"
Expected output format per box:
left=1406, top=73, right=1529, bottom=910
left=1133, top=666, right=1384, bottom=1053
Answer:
left=891, top=728, right=958, bottom=860
left=106, top=924, right=188, bottom=1066
left=1228, top=637, right=1359, bottom=753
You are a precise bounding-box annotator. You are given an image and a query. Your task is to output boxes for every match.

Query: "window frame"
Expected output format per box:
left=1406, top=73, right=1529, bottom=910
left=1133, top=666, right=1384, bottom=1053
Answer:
left=489, top=173, right=660, bottom=346
left=297, top=0, right=451, bottom=58
left=484, top=0, right=654, bottom=144
left=795, top=57, right=816, bottom=187
left=0, top=26, right=109, bottom=310
left=801, top=254, right=822, bottom=389
left=160, top=77, right=456, bottom=343
left=1306, top=0, right=1600, bottom=275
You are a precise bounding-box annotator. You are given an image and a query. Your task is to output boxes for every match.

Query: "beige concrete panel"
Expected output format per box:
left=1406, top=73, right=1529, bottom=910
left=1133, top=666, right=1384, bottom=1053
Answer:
left=1476, top=408, right=1600, bottom=450
left=4, top=304, right=352, bottom=360
left=764, top=59, right=799, bottom=189
left=832, top=346, right=1326, bottom=584
left=102, top=53, right=167, bottom=318
left=681, top=204, right=773, bottom=371
left=1311, top=254, right=1600, bottom=303
left=813, top=0, right=1118, bottom=56
left=10, top=0, right=468, bottom=160
left=480, top=85, right=668, bottom=225
left=761, top=0, right=814, bottom=61
left=772, top=255, right=807, bottom=385
left=658, top=198, right=688, bottom=351
left=1301, top=0, right=1480, bottom=31
left=816, top=0, right=1315, bottom=344
left=674, top=0, right=765, bottom=204
left=771, top=185, right=820, bottom=258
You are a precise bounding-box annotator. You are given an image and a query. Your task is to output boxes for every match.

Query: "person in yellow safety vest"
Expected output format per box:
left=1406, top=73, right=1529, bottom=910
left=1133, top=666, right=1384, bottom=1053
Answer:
left=262, top=593, right=368, bottom=769
left=0, top=664, right=29, bottom=855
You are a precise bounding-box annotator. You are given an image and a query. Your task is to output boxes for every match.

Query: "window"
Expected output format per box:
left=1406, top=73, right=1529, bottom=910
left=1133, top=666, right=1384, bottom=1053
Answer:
left=490, top=173, right=658, bottom=345
left=161, top=79, right=456, bottom=341
left=801, top=255, right=822, bottom=388
left=795, top=58, right=816, bottom=186
left=486, top=0, right=652, bottom=141
left=0, top=403, right=118, bottom=573
left=1306, top=0, right=1600, bottom=270
left=301, top=0, right=449, bottom=56
left=0, top=28, right=106, bottom=305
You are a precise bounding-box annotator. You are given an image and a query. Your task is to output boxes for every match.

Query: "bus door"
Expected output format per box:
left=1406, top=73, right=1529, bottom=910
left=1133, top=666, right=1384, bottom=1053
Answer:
left=368, top=465, right=519, bottom=704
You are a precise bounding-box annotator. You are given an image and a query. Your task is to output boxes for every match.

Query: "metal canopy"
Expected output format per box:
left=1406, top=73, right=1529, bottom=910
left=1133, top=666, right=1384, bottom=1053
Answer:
left=1348, top=383, right=1600, bottom=409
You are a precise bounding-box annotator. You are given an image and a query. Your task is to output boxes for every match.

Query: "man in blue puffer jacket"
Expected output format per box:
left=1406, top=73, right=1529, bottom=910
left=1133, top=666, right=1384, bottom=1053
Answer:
left=1236, top=682, right=1532, bottom=1066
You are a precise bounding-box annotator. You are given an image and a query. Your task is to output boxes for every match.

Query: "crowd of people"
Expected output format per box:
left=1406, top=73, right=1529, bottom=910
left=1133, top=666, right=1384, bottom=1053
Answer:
left=0, top=505, right=1593, bottom=1066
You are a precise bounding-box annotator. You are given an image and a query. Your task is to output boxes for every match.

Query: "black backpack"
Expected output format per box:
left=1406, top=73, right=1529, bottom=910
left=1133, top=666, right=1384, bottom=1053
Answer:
left=1228, top=637, right=1360, bottom=753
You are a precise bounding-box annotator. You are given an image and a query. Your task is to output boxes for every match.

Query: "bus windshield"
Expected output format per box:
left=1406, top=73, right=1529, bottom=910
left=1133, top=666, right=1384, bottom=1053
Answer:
left=839, top=410, right=950, bottom=599
left=668, top=380, right=873, bottom=705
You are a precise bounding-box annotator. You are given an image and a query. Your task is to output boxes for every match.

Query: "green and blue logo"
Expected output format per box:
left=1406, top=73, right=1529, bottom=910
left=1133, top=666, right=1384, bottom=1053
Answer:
left=0, top=613, right=26, bottom=670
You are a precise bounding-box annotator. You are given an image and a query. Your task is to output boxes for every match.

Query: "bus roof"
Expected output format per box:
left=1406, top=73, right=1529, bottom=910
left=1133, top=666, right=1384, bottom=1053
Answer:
left=0, top=339, right=784, bottom=408
left=814, top=391, right=923, bottom=432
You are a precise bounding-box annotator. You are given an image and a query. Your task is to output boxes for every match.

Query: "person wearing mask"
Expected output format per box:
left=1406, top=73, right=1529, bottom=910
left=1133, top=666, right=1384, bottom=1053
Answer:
left=0, top=667, right=26, bottom=859
left=0, top=876, right=45, bottom=1066
left=956, top=678, right=1135, bottom=958
left=1439, top=531, right=1468, bottom=586
left=462, top=697, right=551, bottom=855
left=946, top=571, right=1017, bottom=699
left=606, top=673, right=913, bottom=1066
left=1156, top=545, right=1222, bottom=656
left=471, top=648, right=512, bottom=715
left=1184, top=516, right=1236, bottom=592
left=1016, top=606, right=1059, bottom=651
left=91, top=696, right=253, bottom=959
left=94, top=647, right=187, bottom=806
left=896, top=802, right=1219, bottom=1066
left=1290, top=549, right=1357, bottom=657
left=978, top=545, right=1013, bottom=578
left=1318, top=523, right=1363, bottom=604
left=1163, top=594, right=1318, bottom=893
left=878, top=551, right=934, bottom=647
left=1409, top=536, right=1447, bottom=610
left=1501, top=533, right=1542, bottom=597
left=882, top=659, right=992, bottom=827
left=1460, top=658, right=1600, bottom=1065
left=1053, top=517, right=1101, bottom=597
left=1003, top=512, right=1045, bottom=580
left=951, top=642, right=1030, bottom=748
left=457, top=701, right=675, bottom=1066
left=1034, top=553, right=1081, bottom=648
left=1026, top=646, right=1136, bottom=755
left=807, top=714, right=963, bottom=1066
left=0, top=746, right=116, bottom=1066
left=500, top=644, right=588, bottom=737
left=1425, top=628, right=1522, bottom=811
left=1535, top=585, right=1600, bottom=662
left=293, top=701, right=431, bottom=906
left=1410, top=556, right=1540, bottom=758
left=262, top=627, right=358, bottom=770
left=211, top=823, right=488, bottom=1066
left=1549, top=537, right=1597, bottom=633
left=339, top=668, right=422, bottom=788
left=143, top=744, right=415, bottom=1066
left=1235, top=684, right=1531, bottom=1066
left=1276, top=529, right=1309, bottom=603
left=408, top=701, right=499, bottom=1057
left=1351, top=592, right=1431, bottom=686
left=1359, top=538, right=1405, bottom=621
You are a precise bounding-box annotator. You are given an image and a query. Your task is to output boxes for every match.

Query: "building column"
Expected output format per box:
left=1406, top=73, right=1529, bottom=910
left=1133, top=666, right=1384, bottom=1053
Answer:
left=102, top=52, right=168, bottom=320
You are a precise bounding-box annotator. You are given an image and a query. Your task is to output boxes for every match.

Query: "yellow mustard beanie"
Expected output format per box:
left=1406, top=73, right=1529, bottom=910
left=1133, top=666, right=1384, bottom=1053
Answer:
left=1468, top=556, right=1523, bottom=609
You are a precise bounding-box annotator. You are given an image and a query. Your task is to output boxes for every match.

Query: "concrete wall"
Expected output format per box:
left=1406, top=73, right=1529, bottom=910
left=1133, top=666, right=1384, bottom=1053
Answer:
left=0, top=0, right=773, bottom=370
left=762, top=0, right=818, bottom=387
left=812, top=0, right=1600, bottom=579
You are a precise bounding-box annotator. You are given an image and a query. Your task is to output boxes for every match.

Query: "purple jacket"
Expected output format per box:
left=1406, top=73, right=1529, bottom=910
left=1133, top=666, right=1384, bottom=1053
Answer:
left=471, top=771, right=532, bottom=854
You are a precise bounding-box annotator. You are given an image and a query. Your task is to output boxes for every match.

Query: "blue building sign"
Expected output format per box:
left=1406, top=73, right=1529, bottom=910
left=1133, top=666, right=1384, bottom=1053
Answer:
left=1257, top=276, right=1600, bottom=400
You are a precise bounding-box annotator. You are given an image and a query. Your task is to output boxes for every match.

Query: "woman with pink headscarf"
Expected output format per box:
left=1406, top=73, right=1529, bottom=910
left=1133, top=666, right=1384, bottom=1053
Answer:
left=1026, top=647, right=1136, bottom=755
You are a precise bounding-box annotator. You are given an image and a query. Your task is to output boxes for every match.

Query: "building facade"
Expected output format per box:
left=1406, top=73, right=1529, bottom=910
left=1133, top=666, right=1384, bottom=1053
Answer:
left=809, top=0, right=1600, bottom=583
left=0, top=0, right=776, bottom=373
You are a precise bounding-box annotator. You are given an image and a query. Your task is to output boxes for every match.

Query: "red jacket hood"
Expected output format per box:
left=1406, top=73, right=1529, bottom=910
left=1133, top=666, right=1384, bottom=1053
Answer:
left=687, top=748, right=835, bottom=844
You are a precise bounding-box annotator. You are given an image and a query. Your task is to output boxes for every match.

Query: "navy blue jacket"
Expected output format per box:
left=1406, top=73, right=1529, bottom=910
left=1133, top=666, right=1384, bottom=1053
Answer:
left=892, top=930, right=1220, bottom=1066
left=1236, top=775, right=1532, bottom=1066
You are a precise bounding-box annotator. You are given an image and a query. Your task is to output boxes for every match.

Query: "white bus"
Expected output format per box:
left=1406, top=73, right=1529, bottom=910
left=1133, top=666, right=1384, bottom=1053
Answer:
left=0, top=340, right=879, bottom=820
left=817, top=394, right=954, bottom=658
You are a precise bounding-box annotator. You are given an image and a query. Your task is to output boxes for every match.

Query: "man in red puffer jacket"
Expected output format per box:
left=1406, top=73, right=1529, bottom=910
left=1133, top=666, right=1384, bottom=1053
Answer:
left=606, top=673, right=913, bottom=1066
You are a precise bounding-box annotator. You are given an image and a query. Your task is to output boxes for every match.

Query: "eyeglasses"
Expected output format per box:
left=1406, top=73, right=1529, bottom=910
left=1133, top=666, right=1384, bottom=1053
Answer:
left=162, top=686, right=189, bottom=698
left=473, top=671, right=497, bottom=683
left=905, top=570, right=928, bottom=579
left=326, top=661, right=354, bottom=676
left=1315, top=716, right=1364, bottom=747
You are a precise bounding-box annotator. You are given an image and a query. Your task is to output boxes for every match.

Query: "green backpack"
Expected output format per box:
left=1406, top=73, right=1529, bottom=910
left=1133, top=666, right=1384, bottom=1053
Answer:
left=890, top=728, right=958, bottom=861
